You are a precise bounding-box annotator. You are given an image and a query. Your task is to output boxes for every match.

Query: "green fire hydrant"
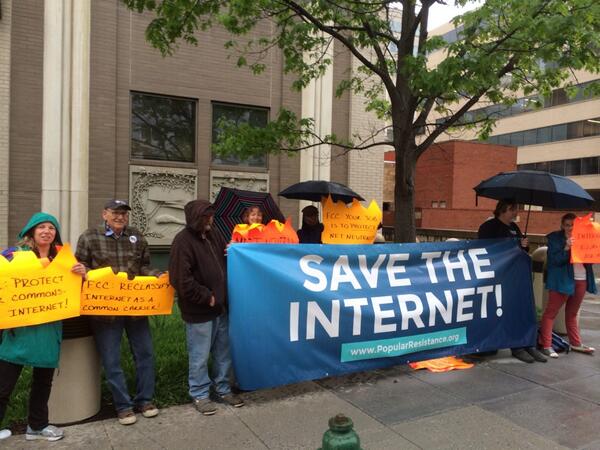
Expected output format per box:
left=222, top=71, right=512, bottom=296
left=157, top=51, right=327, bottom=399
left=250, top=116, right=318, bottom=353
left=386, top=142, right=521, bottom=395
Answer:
left=318, top=414, right=362, bottom=450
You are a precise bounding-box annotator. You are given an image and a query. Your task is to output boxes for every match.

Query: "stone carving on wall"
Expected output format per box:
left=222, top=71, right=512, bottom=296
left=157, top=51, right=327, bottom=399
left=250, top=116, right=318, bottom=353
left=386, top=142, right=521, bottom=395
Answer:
left=209, top=170, right=269, bottom=201
left=130, top=166, right=197, bottom=246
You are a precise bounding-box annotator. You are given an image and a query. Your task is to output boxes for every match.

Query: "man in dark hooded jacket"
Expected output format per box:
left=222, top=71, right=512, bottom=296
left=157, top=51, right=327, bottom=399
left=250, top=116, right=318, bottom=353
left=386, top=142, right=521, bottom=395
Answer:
left=169, top=200, right=244, bottom=416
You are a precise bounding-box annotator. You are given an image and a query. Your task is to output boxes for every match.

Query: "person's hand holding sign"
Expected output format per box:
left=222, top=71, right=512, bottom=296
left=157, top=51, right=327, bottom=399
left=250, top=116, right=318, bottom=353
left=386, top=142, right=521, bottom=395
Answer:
left=565, top=237, right=574, bottom=251
left=563, top=216, right=574, bottom=251
left=520, top=237, right=529, bottom=249
left=209, top=295, right=216, bottom=307
left=71, top=262, right=87, bottom=278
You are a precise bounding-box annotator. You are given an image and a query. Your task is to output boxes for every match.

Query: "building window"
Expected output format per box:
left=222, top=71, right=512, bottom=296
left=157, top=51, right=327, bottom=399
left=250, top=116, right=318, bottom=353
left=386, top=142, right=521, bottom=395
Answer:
left=431, top=201, right=439, bottom=208
left=131, top=92, right=196, bottom=162
left=582, top=157, right=599, bottom=175
left=450, top=79, right=600, bottom=126
left=520, top=163, right=536, bottom=171
left=549, top=160, right=565, bottom=175
left=439, top=201, right=447, bottom=208
left=518, top=157, right=599, bottom=176
left=565, top=159, right=581, bottom=176
left=211, top=102, right=269, bottom=168
left=486, top=116, right=600, bottom=147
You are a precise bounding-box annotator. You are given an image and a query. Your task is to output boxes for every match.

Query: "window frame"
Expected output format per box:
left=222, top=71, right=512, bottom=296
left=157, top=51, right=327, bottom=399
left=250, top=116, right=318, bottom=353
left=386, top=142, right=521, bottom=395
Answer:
left=129, top=91, right=198, bottom=166
left=210, top=101, right=271, bottom=171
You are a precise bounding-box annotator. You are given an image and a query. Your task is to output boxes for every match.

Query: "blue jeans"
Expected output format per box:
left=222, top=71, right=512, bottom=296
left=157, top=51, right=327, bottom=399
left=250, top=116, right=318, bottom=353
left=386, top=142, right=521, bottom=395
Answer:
left=91, top=317, right=155, bottom=412
left=186, top=314, right=232, bottom=400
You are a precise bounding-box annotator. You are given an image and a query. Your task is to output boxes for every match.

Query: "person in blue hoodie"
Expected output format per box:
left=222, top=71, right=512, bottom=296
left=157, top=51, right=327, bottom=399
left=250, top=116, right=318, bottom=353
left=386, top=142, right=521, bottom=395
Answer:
left=0, top=213, right=86, bottom=442
left=539, top=213, right=597, bottom=358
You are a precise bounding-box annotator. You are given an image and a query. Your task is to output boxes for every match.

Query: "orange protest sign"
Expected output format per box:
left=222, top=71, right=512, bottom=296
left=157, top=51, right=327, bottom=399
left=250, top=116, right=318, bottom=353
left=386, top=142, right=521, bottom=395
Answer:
left=231, top=218, right=299, bottom=243
left=571, top=213, right=600, bottom=263
left=0, top=244, right=82, bottom=330
left=80, top=269, right=175, bottom=316
left=321, top=196, right=382, bottom=244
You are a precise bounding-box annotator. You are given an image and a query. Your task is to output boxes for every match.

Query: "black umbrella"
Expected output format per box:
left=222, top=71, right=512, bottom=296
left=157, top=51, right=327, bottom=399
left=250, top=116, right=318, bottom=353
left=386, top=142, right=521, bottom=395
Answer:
left=279, top=180, right=364, bottom=204
left=474, top=170, right=594, bottom=234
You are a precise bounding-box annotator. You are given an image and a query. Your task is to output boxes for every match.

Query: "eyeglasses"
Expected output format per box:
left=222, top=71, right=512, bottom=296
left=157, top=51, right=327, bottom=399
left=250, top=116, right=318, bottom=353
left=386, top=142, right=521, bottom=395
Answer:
left=108, top=210, right=129, bottom=217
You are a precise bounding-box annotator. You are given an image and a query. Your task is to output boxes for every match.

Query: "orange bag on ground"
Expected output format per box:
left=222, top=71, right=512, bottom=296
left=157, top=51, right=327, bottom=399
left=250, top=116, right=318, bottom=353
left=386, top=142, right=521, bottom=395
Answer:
left=409, top=356, right=474, bottom=373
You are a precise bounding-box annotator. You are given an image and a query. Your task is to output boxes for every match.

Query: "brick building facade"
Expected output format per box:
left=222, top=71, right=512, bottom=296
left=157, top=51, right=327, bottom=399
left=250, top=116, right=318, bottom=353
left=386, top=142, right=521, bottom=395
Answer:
left=1, top=1, right=387, bottom=249
left=385, top=140, right=566, bottom=235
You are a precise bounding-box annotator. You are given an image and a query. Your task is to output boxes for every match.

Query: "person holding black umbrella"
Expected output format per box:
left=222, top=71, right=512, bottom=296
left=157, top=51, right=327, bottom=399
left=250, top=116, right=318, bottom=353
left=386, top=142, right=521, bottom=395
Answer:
left=297, top=205, right=324, bottom=244
left=478, top=199, right=547, bottom=363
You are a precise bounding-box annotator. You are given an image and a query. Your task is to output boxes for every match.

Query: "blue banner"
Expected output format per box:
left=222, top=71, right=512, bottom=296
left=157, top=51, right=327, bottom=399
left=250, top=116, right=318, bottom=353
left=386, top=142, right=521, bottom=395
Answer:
left=228, top=239, right=536, bottom=390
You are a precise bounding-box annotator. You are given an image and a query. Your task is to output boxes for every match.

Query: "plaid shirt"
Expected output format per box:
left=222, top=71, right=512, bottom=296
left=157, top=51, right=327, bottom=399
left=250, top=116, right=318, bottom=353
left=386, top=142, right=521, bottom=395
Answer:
left=75, top=224, right=157, bottom=277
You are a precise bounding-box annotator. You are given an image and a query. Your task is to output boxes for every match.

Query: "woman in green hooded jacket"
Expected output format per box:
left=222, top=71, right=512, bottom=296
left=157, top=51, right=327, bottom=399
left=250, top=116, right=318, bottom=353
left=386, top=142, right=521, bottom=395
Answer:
left=0, top=212, right=86, bottom=442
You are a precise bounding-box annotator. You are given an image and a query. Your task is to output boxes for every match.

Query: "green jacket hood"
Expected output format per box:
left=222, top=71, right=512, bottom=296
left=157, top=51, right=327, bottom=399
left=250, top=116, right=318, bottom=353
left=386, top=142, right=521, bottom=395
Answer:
left=18, top=212, right=62, bottom=244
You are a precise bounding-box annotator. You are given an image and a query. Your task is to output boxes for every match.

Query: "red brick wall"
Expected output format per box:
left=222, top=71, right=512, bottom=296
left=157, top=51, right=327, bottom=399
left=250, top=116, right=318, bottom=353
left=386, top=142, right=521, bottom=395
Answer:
left=414, top=140, right=516, bottom=211
left=387, top=141, right=577, bottom=235
left=420, top=208, right=566, bottom=235
left=414, top=143, right=455, bottom=208
left=451, top=141, right=516, bottom=210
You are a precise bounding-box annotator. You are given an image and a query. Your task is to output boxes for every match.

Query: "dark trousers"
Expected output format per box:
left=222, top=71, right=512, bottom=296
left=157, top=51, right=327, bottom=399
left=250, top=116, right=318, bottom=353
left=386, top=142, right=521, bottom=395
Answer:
left=0, top=359, right=55, bottom=430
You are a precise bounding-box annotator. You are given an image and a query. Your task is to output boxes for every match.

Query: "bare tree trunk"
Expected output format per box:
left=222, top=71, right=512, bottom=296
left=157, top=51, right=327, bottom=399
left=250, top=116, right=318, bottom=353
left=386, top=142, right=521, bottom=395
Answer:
left=393, top=147, right=417, bottom=243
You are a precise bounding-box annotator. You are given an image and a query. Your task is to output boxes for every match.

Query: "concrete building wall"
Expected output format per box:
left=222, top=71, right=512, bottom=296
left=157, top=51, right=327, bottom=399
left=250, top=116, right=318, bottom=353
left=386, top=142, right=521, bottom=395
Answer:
left=0, top=0, right=12, bottom=247
left=5, top=2, right=385, bottom=236
left=9, top=0, right=44, bottom=240
left=86, top=2, right=304, bottom=226
left=329, top=41, right=350, bottom=187
left=428, top=22, right=600, bottom=194
left=347, top=55, right=388, bottom=206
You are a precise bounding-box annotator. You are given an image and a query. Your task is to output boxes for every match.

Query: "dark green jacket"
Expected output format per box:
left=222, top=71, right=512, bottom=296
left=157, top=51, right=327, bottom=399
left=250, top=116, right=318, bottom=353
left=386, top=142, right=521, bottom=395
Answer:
left=0, top=212, right=63, bottom=368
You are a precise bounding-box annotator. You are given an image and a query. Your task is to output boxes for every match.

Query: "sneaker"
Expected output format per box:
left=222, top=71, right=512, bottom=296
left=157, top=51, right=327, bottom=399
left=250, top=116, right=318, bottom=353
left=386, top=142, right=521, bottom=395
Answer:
left=25, top=425, right=64, bottom=442
left=137, top=403, right=159, bottom=418
left=117, top=409, right=137, bottom=425
left=194, top=398, right=218, bottom=416
left=0, top=429, right=11, bottom=440
left=571, top=344, right=595, bottom=354
left=220, top=393, right=245, bottom=408
left=526, top=347, right=547, bottom=363
left=541, top=348, right=559, bottom=358
left=511, top=348, right=535, bottom=363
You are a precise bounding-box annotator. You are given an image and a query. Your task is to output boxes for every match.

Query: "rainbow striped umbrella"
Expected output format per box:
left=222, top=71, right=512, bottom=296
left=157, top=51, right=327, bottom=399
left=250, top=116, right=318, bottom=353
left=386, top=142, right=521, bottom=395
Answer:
left=213, top=187, right=285, bottom=241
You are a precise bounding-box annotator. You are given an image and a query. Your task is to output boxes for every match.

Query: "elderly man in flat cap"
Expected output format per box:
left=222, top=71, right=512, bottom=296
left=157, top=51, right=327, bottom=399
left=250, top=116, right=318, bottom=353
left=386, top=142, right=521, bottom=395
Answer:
left=76, top=199, right=160, bottom=426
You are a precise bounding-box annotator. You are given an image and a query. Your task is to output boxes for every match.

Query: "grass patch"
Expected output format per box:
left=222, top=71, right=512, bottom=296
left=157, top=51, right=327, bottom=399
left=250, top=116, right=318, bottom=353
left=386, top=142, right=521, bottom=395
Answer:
left=1, top=306, right=189, bottom=430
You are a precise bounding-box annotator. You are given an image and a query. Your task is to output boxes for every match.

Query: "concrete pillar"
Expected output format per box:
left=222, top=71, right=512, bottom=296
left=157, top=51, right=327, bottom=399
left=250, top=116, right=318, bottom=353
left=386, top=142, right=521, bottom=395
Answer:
left=347, top=56, right=387, bottom=207
left=300, top=37, right=334, bottom=213
left=42, top=0, right=90, bottom=243
left=42, top=0, right=99, bottom=424
left=69, top=0, right=90, bottom=239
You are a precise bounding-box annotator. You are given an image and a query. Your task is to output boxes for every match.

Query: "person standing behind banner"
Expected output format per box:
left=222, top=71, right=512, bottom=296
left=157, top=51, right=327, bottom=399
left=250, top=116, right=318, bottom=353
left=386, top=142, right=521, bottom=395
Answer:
left=297, top=205, right=323, bottom=243
left=229, top=206, right=265, bottom=244
left=0, top=213, right=86, bottom=442
left=241, top=206, right=264, bottom=225
left=539, top=213, right=596, bottom=358
left=169, top=200, right=244, bottom=416
left=75, top=199, right=160, bottom=426
left=477, top=199, right=547, bottom=364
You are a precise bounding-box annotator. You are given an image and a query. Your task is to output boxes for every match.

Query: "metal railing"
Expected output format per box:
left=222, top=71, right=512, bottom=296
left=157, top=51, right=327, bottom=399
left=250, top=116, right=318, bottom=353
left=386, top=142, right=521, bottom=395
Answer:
left=383, top=227, right=546, bottom=250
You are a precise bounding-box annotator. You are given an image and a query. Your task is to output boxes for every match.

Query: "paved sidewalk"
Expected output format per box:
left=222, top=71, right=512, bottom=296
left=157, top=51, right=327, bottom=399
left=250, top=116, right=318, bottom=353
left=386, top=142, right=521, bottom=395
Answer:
left=5, top=295, right=600, bottom=449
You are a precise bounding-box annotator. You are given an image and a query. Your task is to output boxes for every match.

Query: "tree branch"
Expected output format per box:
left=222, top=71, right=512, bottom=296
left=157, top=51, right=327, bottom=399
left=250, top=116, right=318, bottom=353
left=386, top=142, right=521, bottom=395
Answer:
left=280, top=0, right=391, bottom=82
